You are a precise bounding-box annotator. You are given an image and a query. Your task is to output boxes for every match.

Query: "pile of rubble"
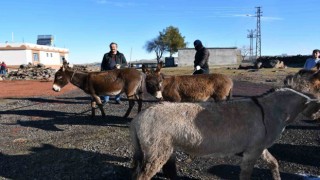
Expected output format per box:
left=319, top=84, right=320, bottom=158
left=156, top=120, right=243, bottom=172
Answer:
left=72, top=64, right=100, bottom=72
left=0, top=63, right=101, bottom=81
left=0, top=63, right=57, bottom=81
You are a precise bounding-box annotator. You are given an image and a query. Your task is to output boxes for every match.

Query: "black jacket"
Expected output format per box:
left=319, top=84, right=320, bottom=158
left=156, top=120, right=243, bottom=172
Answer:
left=101, top=51, right=127, bottom=71
left=194, top=47, right=209, bottom=71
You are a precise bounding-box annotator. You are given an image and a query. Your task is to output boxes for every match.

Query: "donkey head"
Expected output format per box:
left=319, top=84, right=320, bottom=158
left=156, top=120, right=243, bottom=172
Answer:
left=276, top=88, right=320, bottom=123
left=301, top=99, right=320, bottom=120
left=52, top=59, right=72, bottom=92
left=142, top=62, right=164, bottom=100
left=284, top=69, right=320, bottom=99
left=309, top=70, right=320, bottom=91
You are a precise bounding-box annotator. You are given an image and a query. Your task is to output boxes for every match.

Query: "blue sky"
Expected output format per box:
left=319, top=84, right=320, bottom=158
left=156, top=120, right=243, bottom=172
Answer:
left=1, top=0, right=319, bottom=64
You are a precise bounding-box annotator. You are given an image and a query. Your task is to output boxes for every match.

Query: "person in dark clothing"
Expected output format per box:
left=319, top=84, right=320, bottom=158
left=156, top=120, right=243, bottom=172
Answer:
left=101, top=42, right=128, bottom=104
left=193, top=39, right=210, bottom=75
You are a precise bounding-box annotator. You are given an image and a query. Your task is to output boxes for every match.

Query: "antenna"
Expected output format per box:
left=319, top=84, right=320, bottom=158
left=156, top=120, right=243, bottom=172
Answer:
left=130, top=47, right=132, bottom=62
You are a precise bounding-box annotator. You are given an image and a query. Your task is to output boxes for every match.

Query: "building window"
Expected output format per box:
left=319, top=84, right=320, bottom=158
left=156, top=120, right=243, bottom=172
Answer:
left=33, top=53, right=39, bottom=62
left=46, top=53, right=49, bottom=57
left=51, top=53, right=53, bottom=57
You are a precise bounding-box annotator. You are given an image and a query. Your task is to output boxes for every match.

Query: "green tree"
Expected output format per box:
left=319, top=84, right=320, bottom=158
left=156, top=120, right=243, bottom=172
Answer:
left=162, top=26, right=187, bottom=57
left=144, top=32, right=166, bottom=63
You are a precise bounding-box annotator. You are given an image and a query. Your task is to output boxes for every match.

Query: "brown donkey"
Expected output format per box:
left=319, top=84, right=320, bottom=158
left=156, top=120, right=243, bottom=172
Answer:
left=130, top=88, right=320, bottom=180
left=52, top=60, right=147, bottom=117
left=142, top=63, right=233, bottom=102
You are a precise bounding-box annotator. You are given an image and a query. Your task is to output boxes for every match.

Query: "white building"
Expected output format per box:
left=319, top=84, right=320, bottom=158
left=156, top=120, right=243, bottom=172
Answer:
left=0, top=42, right=69, bottom=68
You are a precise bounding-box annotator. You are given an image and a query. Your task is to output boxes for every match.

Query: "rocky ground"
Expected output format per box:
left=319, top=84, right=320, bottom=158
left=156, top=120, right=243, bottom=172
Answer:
left=0, top=70, right=319, bottom=180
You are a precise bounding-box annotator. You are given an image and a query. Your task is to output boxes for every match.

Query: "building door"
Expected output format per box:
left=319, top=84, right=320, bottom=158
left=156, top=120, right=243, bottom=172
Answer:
left=33, top=53, right=39, bottom=64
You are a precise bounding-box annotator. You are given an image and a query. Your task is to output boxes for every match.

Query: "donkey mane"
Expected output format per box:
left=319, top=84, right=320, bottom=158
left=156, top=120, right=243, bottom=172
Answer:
left=252, top=87, right=314, bottom=100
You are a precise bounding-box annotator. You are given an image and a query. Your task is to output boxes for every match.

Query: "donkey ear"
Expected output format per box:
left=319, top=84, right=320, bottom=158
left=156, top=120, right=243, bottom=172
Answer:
left=142, top=64, right=151, bottom=74
left=62, top=58, right=69, bottom=69
left=155, top=61, right=163, bottom=74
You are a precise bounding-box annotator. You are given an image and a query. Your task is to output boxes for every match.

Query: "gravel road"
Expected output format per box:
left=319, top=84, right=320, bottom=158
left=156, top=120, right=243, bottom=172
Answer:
left=0, top=81, right=319, bottom=180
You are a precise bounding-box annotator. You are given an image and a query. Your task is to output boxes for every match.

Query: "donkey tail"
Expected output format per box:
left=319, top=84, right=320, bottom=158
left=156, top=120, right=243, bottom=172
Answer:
left=130, top=123, right=143, bottom=179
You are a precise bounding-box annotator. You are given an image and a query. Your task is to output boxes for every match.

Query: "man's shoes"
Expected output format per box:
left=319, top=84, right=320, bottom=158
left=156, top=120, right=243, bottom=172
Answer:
left=115, top=100, right=122, bottom=104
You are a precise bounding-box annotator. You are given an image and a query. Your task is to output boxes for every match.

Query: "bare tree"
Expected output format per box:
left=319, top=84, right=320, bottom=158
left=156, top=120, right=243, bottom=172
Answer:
left=144, top=33, right=166, bottom=63
left=240, top=46, right=250, bottom=61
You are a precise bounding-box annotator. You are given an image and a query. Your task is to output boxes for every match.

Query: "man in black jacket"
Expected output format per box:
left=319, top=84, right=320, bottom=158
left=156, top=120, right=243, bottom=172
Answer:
left=193, top=39, right=210, bottom=74
left=101, top=42, right=127, bottom=104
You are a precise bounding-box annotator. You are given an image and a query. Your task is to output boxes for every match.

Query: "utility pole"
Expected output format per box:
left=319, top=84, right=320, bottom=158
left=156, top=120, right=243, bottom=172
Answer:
left=255, top=6, right=262, bottom=58
left=11, top=32, right=14, bottom=42
left=247, top=29, right=256, bottom=62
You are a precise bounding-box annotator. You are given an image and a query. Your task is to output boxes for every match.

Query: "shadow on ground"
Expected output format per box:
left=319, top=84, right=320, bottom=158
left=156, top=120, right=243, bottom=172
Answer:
left=0, top=144, right=131, bottom=180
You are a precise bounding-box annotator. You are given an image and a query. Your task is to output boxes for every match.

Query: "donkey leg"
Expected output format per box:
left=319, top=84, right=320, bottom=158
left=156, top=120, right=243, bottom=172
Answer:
left=261, top=149, right=281, bottom=180
left=124, top=100, right=135, bottom=118
left=239, top=150, right=262, bottom=180
left=132, top=148, right=143, bottom=180
left=162, top=153, right=178, bottom=179
left=170, top=90, right=181, bottom=102
left=91, top=100, right=96, bottom=117
left=98, top=105, right=106, bottom=117
left=92, top=95, right=105, bottom=117
left=137, top=139, right=174, bottom=180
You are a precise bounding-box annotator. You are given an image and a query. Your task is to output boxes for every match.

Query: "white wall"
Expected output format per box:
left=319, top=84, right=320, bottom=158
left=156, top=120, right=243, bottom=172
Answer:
left=0, top=43, right=69, bottom=67
left=0, top=50, right=29, bottom=65
left=39, top=51, right=62, bottom=65
left=178, top=48, right=239, bottom=66
left=26, top=50, right=33, bottom=64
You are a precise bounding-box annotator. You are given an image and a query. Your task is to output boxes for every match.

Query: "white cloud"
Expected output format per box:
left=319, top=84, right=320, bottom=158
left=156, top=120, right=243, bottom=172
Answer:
left=95, top=0, right=135, bottom=7
left=262, top=16, right=284, bottom=21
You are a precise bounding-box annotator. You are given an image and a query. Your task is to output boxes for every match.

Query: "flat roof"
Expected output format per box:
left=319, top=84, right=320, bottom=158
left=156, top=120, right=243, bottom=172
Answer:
left=0, top=42, right=69, bottom=53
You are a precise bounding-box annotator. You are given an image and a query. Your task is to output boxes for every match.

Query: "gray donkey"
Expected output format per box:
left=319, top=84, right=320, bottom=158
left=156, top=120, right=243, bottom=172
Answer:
left=130, top=88, right=320, bottom=180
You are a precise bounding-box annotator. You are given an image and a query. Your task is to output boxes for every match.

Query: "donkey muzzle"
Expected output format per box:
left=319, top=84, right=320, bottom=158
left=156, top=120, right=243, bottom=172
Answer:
left=52, top=84, right=61, bottom=92
left=155, top=91, right=163, bottom=100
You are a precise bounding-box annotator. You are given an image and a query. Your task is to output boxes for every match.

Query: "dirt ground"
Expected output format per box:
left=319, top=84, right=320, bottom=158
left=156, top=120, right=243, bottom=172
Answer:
left=0, top=69, right=319, bottom=180
left=0, top=80, right=77, bottom=98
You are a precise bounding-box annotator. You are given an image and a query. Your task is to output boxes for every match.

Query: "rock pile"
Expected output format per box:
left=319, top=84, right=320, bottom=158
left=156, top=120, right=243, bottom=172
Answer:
left=73, top=64, right=100, bottom=72
left=0, top=63, right=101, bottom=81
left=2, top=63, right=57, bottom=81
